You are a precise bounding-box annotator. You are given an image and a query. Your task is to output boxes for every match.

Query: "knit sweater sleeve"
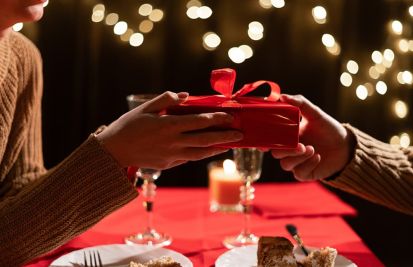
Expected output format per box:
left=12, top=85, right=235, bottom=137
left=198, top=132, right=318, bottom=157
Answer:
left=323, top=124, right=413, bottom=216
left=0, top=33, right=138, bottom=266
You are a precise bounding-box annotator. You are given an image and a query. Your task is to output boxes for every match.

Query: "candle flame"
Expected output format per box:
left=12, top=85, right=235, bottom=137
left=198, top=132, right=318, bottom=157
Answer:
left=223, top=159, right=236, bottom=175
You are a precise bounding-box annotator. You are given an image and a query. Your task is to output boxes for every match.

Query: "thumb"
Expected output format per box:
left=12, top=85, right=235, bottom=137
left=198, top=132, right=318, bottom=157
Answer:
left=280, top=94, right=323, bottom=120
left=141, top=91, right=188, bottom=113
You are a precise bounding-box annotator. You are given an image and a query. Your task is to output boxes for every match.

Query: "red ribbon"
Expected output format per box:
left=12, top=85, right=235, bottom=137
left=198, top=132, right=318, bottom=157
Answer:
left=210, top=68, right=281, bottom=101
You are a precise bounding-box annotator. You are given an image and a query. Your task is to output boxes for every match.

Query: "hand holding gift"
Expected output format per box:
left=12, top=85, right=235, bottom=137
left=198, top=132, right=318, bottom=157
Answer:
left=270, top=94, right=355, bottom=181
left=167, top=68, right=300, bottom=149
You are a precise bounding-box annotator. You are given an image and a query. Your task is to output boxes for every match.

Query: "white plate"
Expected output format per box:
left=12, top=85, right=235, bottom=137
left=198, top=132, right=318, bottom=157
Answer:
left=50, top=244, right=193, bottom=267
left=215, top=245, right=357, bottom=267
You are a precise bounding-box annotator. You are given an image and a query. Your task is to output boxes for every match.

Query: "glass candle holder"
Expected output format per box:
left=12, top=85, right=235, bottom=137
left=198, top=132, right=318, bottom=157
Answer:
left=208, top=159, right=243, bottom=213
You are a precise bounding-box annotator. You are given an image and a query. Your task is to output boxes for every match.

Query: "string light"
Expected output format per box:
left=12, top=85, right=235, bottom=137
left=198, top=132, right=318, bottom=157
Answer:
left=356, top=85, right=368, bottom=100
left=400, top=133, right=411, bottom=148
left=321, top=34, right=335, bottom=47
left=340, top=72, right=352, bottom=87
left=139, top=20, right=154, bottom=33
left=398, top=39, right=409, bottom=52
left=409, top=6, right=413, bottom=17
left=228, top=47, right=246, bottom=64
left=259, top=0, right=273, bottom=9
left=376, top=81, right=387, bottom=95
left=239, top=45, right=254, bottom=59
left=371, top=50, right=383, bottom=64
left=149, top=9, right=164, bottom=22
left=390, top=20, right=403, bottom=35
left=312, top=6, right=327, bottom=24
left=346, top=60, right=359, bottom=74
left=368, top=66, right=380, bottom=79
left=12, top=23, right=23, bottom=32
left=203, top=32, right=221, bottom=51
left=129, top=33, right=144, bottom=47
left=248, top=21, right=264, bottom=41
left=271, top=0, right=285, bottom=9
left=113, top=21, right=128, bottom=35
left=390, top=135, right=400, bottom=146
left=138, top=4, right=153, bottom=16
left=394, top=100, right=408, bottom=118
left=197, top=6, right=212, bottom=19
left=105, top=13, right=119, bottom=25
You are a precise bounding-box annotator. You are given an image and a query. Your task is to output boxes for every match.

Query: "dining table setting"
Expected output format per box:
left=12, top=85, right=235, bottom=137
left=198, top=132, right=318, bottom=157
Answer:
left=25, top=181, right=384, bottom=267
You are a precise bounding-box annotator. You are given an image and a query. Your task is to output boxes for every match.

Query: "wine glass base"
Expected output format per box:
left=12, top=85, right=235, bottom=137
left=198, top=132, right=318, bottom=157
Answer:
left=223, top=233, right=259, bottom=249
left=125, top=230, right=172, bottom=247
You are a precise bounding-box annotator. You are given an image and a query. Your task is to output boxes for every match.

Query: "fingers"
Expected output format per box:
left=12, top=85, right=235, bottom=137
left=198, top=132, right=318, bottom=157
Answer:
left=280, top=94, right=323, bottom=120
left=279, top=145, right=315, bottom=171
left=292, top=154, right=321, bottom=181
left=271, top=143, right=306, bottom=159
left=166, top=112, right=235, bottom=132
left=141, top=91, right=188, bottom=113
left=181, top=130, right=243, bottom=147
left=180, top=147, right=230, bottom=161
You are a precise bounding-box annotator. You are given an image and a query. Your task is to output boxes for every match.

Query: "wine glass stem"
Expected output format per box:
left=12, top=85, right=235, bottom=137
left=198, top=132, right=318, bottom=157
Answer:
left=142, top=179, right=156, bottom=232
left=241, top=180, right=254, bottom=236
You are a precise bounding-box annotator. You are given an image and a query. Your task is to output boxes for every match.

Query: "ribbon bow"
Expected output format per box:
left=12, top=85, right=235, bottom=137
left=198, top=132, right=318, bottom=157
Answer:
left=210, top=68, right=281, bottom=101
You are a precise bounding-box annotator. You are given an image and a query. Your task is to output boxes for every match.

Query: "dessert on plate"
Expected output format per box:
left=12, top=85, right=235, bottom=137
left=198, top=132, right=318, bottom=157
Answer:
left=129, top=256, right=182, bottom=267
left=257, top=236, right=337, bottom=267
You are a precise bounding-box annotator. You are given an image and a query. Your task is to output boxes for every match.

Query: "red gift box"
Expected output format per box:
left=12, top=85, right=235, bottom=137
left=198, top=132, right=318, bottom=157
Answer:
left=167, top=68, right=300, bottom=149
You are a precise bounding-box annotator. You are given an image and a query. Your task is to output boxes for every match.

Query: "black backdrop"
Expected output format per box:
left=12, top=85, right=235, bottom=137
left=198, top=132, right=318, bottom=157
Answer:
left=21, top=0, right=413, bottom=265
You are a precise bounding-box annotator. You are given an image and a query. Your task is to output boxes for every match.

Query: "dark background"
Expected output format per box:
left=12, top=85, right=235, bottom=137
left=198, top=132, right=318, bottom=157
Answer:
left=21, top=0, right=413, bottom=266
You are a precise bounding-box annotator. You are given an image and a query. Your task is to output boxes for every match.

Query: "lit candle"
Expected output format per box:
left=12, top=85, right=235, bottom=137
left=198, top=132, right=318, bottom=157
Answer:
left=208, top=159, right=243, bottom=212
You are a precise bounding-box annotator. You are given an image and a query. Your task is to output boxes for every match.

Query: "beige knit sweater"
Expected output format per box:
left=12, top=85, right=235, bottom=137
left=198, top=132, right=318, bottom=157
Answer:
left=325, top=124, right=413, bottom=216
left=0, top=32, right=137, bottom=266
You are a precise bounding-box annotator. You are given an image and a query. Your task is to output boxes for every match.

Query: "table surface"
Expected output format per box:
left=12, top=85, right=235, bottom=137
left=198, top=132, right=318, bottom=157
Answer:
left=26, top=182, right=384, bottom=267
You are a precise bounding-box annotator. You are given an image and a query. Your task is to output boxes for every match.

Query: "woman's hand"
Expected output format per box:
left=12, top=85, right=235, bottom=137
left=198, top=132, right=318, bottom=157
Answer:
left=97, top=91, right=243, bottom=169
left=271, top=94, right=354, bottom=181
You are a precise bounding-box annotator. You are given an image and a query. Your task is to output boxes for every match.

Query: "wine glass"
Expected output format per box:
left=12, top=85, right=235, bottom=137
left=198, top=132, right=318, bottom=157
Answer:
left=124, top=94, right=172, bottom=247
left=223, top=148, right=264, bottom=249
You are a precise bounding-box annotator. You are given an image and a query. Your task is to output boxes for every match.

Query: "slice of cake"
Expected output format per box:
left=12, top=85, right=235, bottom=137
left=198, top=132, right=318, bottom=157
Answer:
left=257, top=236, right=298, bottom=267
left=129, top=256, right=182, bottom=267
left=298, top=247, right=337, bottom=267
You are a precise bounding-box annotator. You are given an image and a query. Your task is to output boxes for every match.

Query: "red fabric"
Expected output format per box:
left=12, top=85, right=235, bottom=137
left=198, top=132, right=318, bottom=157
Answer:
left=26, top=182, right=382, bottom=267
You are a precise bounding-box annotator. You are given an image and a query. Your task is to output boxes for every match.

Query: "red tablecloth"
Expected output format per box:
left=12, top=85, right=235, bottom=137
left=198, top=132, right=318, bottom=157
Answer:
left=26, top=182, right=383, bottom=267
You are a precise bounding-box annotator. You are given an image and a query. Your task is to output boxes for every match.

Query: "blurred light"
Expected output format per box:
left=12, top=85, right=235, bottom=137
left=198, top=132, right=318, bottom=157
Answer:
left=376, top=81, right=387, bottom=95
left=249, top=21, right=264, bottom=34
left=383, top=49, right=395, bottom=61
left=114, top=21, right=128, bottom=35
left=398, top=39, right=409, bottom=53
left=93, top=4, right=105, bottom=13
left=409, top=40, right=413, bottom=52
left=187, top=6, right=199, bottom=19
left=43, top=0, right=49, bottom=7
left=271, top=0, right=285, bottom=8
left=139, top=4, right=153, bottom=16
left=91, top=10, right=105, bottom=23
left=198, top=6, right=212, bottom=19
left=400, top=133, right=411, bottom=148
left=120, top=29, right=134, bottom=42
left=383, top=60, right=393, bottom=68
left=326, top=43, right=340, bottom=55
left=346, top=60, right=359, bottom=74
left=203, top=32, right=221, bottom=50
left=105, top=13, right=119, bottom=25
left=356, top=85, right=368, bottom=100
left=129, top=33, right=144, bottom=47
left=248, top=21, right=264, bottom=41
left=409, top=6, right=413, bottom=17
left=369, top=67, right=380, bottom=79
left=397, top=72, right=405, bottom=84
left=402, top=71, right=413, bottom=84
left=186, top=0, right=202, bottom=8
left=375, top=64, right=386, bottom=74
left=149, top=9, right=164, bottom=22
left=371, top=50, right=383, bottom=64
left=239, top=45, right=253, bottom=59
left=312, top=6, right=327, bottom=24
left=259, top=0, right=273, bottom=9
left=364, top=83, right=374, bottom=96
left=390, top=135, right=400, bottom=145
left=139, top=20, right=154, bottom=33
left=321, top=34, right=335, bottom=47
left=391, top=20, right=403, bottom=35
left=12, top=23, right=23, bottom=32
left=394, top=100, right=408, bottom=118
left=228, top=47, right=246, bottom=64
left=340, top=72, right=352, bottom=87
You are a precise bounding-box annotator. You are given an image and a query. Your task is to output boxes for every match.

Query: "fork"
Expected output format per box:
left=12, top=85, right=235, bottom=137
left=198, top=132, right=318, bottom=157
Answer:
left=83, top=250, right=103, bottom=267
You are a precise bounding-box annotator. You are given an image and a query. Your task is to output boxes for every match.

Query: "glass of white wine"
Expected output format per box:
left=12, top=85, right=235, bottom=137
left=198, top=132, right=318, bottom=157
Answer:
left=124, top=94, right=172, bottom=247
left=223, top=148, right=264, bottom=249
